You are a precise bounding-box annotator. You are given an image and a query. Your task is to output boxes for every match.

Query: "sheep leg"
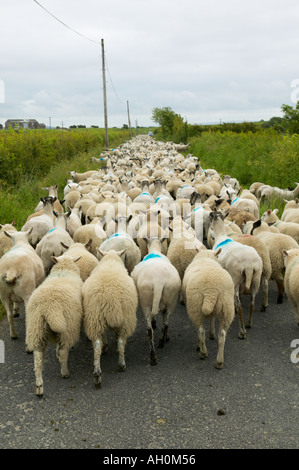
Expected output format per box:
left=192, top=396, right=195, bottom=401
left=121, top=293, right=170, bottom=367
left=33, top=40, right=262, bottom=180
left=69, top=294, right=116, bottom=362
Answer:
left=93, top=338, right=102, bottom=388
left=276, top=280, right=284, bottom=304
left=145, top=313, right=157, bottom=366
left=117, top=336, right=127, bottom=372
left=158, top=308, right=170, bottom=348
left=260, top=275, right=268, bottom=312
left=209, top=317, right=216, bottom=339
left=2, top=298, right=18, bottom=339
left=34, top=349, right=45, bottom=398
left=216, top=328, right=226, bottom=369
left=56, top=346, right=70, bottom=378
left=235, top=290, right=246, bottom=339
left=197, top=324, right=208, bottom=359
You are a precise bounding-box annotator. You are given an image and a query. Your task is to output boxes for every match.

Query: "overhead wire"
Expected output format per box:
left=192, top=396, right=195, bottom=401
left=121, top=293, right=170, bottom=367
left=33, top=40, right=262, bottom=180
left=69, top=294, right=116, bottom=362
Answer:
left=33, top=0, right=124, bottom=104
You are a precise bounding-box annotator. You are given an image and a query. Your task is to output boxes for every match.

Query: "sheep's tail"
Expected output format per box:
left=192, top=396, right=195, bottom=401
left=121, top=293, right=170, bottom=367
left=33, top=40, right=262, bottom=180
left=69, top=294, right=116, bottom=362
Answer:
left=151, top=280, right=164, bottom=316
left=46, top=313, right=68, bottom=337
left=2, top=269, right=18, bottom=286
left=244, top=266, right=254, bottom=292
left=201, top=291, right=217, bottom=316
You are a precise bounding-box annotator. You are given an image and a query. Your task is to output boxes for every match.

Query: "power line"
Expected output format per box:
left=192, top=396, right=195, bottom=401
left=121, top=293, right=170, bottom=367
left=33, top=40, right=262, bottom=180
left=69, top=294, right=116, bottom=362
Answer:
left=33, top=0, right=101, bottom=45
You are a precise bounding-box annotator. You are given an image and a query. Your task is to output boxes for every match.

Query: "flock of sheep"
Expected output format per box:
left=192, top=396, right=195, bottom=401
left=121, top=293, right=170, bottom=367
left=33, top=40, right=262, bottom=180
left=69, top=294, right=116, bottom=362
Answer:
left=1, top=134, right=299, bottom=398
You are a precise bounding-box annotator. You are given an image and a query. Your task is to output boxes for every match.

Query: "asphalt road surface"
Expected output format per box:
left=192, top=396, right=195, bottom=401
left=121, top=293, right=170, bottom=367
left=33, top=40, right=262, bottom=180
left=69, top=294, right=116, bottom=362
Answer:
left=0, top=278, right=298, bottom=450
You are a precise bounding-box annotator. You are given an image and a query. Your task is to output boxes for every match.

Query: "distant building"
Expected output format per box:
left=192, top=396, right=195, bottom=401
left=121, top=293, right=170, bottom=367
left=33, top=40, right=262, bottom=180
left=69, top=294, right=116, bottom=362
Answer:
left=5, top=119, right=46, bottom=130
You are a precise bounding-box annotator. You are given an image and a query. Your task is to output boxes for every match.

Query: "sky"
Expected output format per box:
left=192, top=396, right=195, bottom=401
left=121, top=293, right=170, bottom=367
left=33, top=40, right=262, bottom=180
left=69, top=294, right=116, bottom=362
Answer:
left=1, top=0, right=299, bottom=129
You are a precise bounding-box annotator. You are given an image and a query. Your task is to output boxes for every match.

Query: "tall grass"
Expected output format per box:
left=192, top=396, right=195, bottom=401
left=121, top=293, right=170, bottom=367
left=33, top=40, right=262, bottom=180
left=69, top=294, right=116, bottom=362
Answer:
left=189, top=129, right=299, bottom=189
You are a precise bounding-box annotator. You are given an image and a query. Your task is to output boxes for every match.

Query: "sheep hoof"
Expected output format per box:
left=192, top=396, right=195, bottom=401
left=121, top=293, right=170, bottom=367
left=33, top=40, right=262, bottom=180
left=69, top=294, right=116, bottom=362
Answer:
left=215, top=362, right=223, bottom=369
left=245, top=322, right=252, bottom=329
left=158, top=338, right=164, bottom=349
left=151, top=319, right=157, bottom=329
left=238, top=330, right=246, bottom=339
left=261, top=305, right=267, bottom=312
left=36, top=386, right=44, bottom=398
left=199, top=352, right=208, bottom=360
left=118, top=363, right=126, bottom=372
left=277, top=296, right=283, bottom=304
left=94, top=377, right=102, bottom=389
left=150, top=353, right=157, bottom=366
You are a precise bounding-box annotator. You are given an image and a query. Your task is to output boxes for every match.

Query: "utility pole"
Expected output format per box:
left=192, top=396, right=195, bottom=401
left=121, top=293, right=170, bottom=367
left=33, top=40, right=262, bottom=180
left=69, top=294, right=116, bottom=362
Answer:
left=127, top=100, right=132, bottom=138
left=101, top=38, right=109, bottom=149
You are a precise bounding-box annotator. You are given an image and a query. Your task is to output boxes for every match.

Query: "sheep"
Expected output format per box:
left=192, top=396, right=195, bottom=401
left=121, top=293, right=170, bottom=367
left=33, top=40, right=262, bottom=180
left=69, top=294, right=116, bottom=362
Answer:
left=60, top=240, right=99, bottom=281
left=229, top=196, right=259, bottom=219
left=243, top=219, right=298, bottom=304
left=283, top=248, right=299, bottom=326
left=167, top=232, right=206, bottom=281
left=66, top=206, right=82, bottom=238
left=225, top=231, right=272, bottom=313
left=68, top=170, right=99, bottom=183
left=73, top=220, right=107, bottom=257
left=136, top=209, right=168, bottom=259
left=209, top=211, right=263, bottom=339
left=281, top=199, right=299, bottom=222
left=98, top=232, right=141, bottom=274
left=25, top=255, right=83, bottom=397
left=35, top=213, right=74, bottom=275
left=261, top=182, right=299, bottom=201
left=261, top=209, right=299, bottom=243
left=32, top=185, right=64, bottom=215
left=0, top=221, right=17, bottom=258
left=182, top=249, right=235, bottom=368
left=82, top=249, right=138, bottom=388
left=64, top=190, right=81, bottom=210
left=21, top=197, right=55, bottom=248
left=0, top=229, right=45, bottom=339
left=131, top=237, right=181, bottom=365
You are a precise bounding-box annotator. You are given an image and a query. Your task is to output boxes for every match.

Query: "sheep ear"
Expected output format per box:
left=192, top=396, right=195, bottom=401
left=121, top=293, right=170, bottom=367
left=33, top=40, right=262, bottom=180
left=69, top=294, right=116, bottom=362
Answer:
left=72, top=256, right=81, bottom=263
left=61, top=242, right=69, bottom=249
left=97, top=249, right=107, bottom=258
left=116, top=249, right=126, bottom=257
left=282, top=250, right=288, bottom=258
left=85, top=239, right=93, bottom=249
left=267, top=209, right=272, bottom=215
left=273, top=209, right=279, bottom=215
left=4, top=230, right=14, bottom=239
left=52, top=256, right=58, bottom=264
left=215, top=248, right=222, bottom=256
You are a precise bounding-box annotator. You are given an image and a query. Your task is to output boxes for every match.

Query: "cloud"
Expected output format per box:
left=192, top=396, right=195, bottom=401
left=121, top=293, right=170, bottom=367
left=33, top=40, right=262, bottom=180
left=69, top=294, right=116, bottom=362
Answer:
left=1, top=0, right=299, bottom=127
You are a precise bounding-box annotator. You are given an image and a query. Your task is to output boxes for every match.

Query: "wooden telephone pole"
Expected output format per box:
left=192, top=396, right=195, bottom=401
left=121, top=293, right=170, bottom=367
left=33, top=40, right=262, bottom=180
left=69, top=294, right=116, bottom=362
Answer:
left=127, top=100, right=132, bottom=138
left=101, top=38, right=109, bottom=149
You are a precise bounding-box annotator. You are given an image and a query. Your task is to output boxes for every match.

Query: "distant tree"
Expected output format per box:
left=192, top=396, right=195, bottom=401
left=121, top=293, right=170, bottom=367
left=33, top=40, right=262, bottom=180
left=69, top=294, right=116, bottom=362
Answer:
left=281, top=101, right=299, bottom=133
left=122, top=124, right=128, bottom=129
left=151, top=107, right=186, bottom=140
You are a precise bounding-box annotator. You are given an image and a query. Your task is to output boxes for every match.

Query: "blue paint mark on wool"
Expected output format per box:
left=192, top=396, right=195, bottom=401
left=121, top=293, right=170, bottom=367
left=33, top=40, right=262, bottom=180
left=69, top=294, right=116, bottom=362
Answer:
left=232, top=198, right=239, bottom=204
left=47, top=228, right=56, bottom=234
left=140, top=192, right=150, bottom=196
left=108, top=232, right=126, bottom=239
left=215, top=238, right=233, bottom=250
left=192, top=206, right=202, bottom=212
left=142, top=253, right=162, bottom=262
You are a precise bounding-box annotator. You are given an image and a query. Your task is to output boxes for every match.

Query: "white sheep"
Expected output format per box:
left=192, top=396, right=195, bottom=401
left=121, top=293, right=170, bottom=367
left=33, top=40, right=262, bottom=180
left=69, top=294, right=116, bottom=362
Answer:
left=243, top=219, right=298, bottom=304
left=21, top=197, right=55, bottom=248
left=131, top=237, right=181, bottom=365
left=0, top=229, right=45, bottom=339
left=35, top=213, right=74, bottom=275
left=25, top=255, right=83, bottom=397
left=68, top=170, right=99, bottom=182
left=73, top=220, right=107, bottom=256
left=261, top=209, right=299, bottom=243
left=182, top=249, right=235, bottom=368
left=82, top=249, right=138, bottom=388
left=283, top=248, right=299, bottom=326
left=66, top=206, right=82, bottom=238
left=60, top=240, right=99, bottom=281
left=98, top=231, right=141, bottom=274
left=209, top=211, right=263, bottom=339
left=0, top=221, right=17, bottom=258
left=281, top=199, right=299, bottom=223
